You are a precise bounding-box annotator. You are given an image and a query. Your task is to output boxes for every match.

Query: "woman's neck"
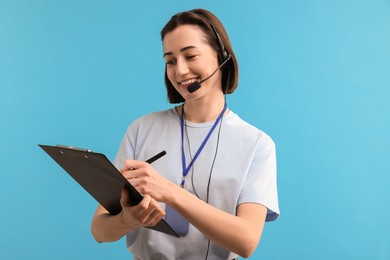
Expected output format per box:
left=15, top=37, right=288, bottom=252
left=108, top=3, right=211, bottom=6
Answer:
left=181, top=93, right=227, bottom=123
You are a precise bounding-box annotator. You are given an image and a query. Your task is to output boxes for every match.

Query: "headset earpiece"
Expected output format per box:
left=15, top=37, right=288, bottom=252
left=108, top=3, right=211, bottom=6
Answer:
left=210, top=24, right=229, bottom=65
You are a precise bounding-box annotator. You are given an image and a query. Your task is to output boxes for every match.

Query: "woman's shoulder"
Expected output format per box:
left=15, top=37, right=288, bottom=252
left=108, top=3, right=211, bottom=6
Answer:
left=128, top=107, right=179, bottom=129
left=137, top=108, right=176, bottom=121
left=227, top=111, right=275, bottom=146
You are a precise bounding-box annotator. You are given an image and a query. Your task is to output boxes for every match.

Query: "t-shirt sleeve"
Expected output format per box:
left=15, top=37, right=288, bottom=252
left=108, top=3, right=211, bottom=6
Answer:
left=238, top=135, right=280, bottom=222
left=113, top=125, right=136, bottom=171
left=112, top=124, right=141, bottom=246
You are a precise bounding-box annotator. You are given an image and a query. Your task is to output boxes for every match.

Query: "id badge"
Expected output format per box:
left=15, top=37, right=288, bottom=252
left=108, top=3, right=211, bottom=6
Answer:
left=164, top=204, right=190, bottom=236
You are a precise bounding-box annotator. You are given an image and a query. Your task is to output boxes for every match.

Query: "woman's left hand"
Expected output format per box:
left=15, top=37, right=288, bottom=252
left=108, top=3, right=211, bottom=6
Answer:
left=121, top=160, right=174, bottom=202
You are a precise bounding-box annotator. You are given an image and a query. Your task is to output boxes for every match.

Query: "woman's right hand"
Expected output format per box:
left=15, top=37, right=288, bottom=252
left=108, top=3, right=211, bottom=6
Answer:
left=119, top=187, right=166, bottom=229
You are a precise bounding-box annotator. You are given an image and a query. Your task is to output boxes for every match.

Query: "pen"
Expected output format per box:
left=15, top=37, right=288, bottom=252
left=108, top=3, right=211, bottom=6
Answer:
left=145, top=150, right=167, bottom=164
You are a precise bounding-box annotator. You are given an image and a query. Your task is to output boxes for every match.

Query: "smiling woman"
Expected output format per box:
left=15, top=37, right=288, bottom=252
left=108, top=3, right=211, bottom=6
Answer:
left=161, top=9, right=239, bottom=105
left=164, top=24, right=223, bottom=108
left=91, top=8, right=279, bottom=259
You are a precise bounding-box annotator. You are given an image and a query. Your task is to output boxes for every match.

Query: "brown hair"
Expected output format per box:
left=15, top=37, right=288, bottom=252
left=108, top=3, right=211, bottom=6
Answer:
left=161, top=9, right=239, bottom=104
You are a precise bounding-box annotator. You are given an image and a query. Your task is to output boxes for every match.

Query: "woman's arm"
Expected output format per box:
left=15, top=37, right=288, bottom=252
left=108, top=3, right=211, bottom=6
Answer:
left=171, top=186, right=267, bottom=258
left=123, top=160, right=268, bottom=258
left=91, top=189, right=165, bottom=243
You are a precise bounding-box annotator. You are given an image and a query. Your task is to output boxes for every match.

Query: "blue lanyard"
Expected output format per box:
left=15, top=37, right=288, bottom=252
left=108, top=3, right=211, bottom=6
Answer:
left=180, top=103, right=227, bottom=187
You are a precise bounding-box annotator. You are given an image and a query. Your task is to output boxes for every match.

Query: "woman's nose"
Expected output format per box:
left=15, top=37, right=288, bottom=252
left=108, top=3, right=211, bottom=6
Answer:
left=176, top=58, right=189, bottom=76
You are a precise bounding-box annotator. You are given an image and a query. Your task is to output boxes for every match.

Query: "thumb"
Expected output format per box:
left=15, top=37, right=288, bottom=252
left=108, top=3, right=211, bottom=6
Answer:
left=120, top=186, right=130, bottom=208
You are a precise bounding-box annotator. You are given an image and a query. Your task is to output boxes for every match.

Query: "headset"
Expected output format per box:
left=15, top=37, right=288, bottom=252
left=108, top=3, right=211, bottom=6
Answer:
left=186, top=17, right=231, bottom=93
left=210, top=23, right=229, bottom=66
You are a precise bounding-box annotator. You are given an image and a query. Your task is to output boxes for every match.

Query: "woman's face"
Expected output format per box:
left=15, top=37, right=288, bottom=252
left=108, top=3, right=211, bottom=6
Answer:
left=163, top=25, right=221, bottom=101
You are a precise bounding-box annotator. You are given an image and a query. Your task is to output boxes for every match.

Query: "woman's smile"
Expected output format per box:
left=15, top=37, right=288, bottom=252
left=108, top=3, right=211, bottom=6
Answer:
left=178, top=78, right=199, bottom=88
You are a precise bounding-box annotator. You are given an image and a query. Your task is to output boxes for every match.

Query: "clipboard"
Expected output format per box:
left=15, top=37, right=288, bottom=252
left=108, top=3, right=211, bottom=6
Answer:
left=39, top=144, right=179, bottom=237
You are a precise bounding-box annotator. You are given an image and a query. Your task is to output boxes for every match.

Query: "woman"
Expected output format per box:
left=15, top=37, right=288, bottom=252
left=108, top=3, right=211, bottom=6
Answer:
left=91, top=8, right=279, bottom=259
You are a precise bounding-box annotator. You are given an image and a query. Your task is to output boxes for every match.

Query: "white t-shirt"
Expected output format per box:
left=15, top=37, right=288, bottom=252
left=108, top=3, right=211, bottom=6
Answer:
left=113, top=108, right=279, bottom=260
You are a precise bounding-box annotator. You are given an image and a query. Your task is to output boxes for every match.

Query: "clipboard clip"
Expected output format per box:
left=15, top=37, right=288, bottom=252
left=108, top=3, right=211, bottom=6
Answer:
left=55, top=144, right=93, bottom=153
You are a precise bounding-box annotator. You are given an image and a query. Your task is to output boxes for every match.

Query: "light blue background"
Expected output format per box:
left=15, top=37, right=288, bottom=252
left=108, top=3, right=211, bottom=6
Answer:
left=1, top=1, right=389, bottom=259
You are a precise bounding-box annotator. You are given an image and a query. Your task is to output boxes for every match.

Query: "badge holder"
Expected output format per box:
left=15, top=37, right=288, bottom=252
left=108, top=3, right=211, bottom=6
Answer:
left=164, top=205, right=190, bottom=236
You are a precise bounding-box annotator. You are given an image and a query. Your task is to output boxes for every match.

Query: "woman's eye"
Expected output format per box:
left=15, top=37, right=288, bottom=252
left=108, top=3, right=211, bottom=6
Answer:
left=166, top=59, right=176, bottom=66
left=186, top=55, right=196, bottom=60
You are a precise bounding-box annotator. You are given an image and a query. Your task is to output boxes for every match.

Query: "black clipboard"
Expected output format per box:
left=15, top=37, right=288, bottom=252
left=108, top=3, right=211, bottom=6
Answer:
left=39, top=144, right=179, bottom=237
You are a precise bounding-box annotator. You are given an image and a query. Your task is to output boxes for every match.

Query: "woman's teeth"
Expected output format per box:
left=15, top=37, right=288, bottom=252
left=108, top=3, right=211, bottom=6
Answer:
left=180, top=78, right=197, bottom=86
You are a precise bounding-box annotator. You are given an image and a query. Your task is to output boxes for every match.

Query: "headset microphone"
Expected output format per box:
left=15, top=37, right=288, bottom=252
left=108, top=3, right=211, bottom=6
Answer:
left=187, top=54, right=231, bottom=93
left=187, top=80, right=201, bottom=94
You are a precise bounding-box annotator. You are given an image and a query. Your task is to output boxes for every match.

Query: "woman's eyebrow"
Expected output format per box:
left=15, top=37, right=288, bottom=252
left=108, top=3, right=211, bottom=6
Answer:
left=163, top=46, right=197, bottom=57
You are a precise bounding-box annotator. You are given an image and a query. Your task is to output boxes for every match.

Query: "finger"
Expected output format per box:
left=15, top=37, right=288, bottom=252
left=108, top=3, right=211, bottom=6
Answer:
left=138, top=196, right=161, bottom=214
left=122, top=169, right=149, bottom=190
left=119, top=168, right=125, bottom=175
left=137, top=194, right=152, bottom=211
left=147, top=208, right=166, bottom=227
left=122, top=168, right=143, bottom=180
left=125, top=178, right=146, bottom=195
left=120, top=187, right=130, bottom=207
left=124, top=160, right=148, bottom=171
left=142, top=198, right=165, bottom=223
left=136, top=195, right=154, bottom=223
